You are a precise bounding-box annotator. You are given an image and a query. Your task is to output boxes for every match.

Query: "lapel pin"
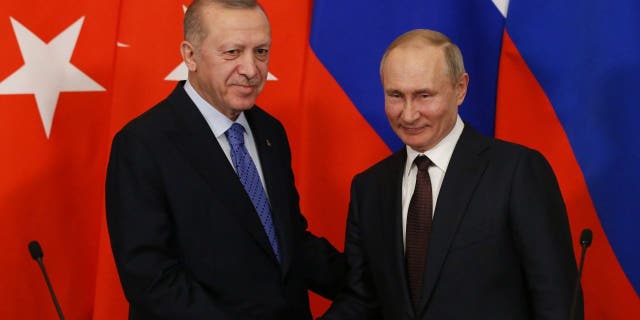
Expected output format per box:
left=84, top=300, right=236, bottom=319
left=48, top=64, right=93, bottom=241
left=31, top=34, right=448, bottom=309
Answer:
left=266, top=139, right=272, bottom=147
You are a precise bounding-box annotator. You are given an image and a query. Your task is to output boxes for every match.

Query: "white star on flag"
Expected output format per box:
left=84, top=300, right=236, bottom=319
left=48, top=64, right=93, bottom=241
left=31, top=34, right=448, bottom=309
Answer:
left=0, top=17, right=105, bottom=138
left=164, top=5, right=278, bottom=82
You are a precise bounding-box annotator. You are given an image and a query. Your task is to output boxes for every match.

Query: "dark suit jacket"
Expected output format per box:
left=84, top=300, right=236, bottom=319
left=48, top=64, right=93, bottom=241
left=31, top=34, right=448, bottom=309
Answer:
left=321, top=125, right=582, bottom=320
left=106, top=82, right=344, bottom=320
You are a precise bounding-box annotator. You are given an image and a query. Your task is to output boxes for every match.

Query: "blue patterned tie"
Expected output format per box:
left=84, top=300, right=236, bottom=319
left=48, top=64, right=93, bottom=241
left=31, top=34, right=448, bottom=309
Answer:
left=225, top=123, right=281, bottom=263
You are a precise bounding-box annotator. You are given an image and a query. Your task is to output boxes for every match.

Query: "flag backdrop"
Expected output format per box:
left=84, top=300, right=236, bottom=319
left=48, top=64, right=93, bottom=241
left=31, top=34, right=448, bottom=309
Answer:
left=0, top=0, right=637, bottom=318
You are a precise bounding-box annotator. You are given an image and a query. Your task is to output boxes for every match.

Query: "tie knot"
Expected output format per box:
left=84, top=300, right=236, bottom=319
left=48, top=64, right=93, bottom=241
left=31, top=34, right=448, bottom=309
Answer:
left=414, top=155, right=433, bottom=171
left=225, top=123, right=245, bottom=148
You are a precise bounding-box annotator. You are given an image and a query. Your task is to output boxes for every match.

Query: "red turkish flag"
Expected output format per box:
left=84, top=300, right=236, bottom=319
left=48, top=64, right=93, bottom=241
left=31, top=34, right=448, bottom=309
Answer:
left=0, top=1, right=118, bottom=319
left=1, top=0, right=374, bottom=318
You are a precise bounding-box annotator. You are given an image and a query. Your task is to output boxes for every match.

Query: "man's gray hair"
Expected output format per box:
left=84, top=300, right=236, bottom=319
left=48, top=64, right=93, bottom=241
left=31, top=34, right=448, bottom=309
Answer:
left=184, top=0, right=264, bottom=46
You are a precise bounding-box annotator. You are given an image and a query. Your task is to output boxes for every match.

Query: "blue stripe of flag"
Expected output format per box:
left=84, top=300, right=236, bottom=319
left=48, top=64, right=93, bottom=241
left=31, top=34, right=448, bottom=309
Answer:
left=506, top=0, right=640, bottom=293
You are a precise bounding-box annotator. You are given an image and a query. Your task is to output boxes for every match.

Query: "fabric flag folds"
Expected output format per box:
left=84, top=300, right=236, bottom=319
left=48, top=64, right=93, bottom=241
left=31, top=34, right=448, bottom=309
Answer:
left=0, top=1, right=118, bottom=318
left=496, top=0, right=640, bottom=318
left=0, top=0, right=638, bottom=319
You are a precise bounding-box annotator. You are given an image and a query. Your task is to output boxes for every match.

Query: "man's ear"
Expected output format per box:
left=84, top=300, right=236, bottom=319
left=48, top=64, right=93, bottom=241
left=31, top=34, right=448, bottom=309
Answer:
left=455, top=73, right=469, bottom=105
left=180, top=41, right=197, bottom=72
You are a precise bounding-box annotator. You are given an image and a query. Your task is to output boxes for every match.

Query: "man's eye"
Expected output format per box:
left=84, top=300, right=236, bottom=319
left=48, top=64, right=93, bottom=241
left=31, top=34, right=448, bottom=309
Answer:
left=255, top=48, right=269, bottom=60
left=224, top=49, right=241, bottom=57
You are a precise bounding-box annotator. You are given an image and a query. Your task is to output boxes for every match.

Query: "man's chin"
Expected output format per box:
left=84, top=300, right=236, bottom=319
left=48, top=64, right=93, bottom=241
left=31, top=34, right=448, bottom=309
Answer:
left=229, top=100, right=257, bottom=111
left=401, top=136, right=432, bottom=152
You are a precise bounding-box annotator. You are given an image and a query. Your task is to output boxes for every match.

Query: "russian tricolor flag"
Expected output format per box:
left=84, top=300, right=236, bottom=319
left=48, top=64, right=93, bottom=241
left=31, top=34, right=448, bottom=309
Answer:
left=308, top=0, right=640, bottom=318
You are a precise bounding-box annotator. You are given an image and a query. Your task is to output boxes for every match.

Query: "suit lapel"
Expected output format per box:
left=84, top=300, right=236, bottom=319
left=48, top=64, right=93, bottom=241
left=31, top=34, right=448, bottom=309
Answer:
left=418, top=125, right=491, bottom=313
left=379, top=149, right=416, bottom=316
left=164, top=83, right=279, bottom=265
left=245, top=109, right=293, bottom=275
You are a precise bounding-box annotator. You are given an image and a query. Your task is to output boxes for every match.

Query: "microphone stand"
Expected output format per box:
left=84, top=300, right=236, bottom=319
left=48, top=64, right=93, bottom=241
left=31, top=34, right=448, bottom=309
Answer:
left=569, top=229, right=592, bottom=320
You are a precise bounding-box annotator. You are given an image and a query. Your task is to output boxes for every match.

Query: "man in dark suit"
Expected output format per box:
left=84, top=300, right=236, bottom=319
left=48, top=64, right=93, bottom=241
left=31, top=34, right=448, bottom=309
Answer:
left=320, top=29, right=582, bottom=319
left=105, top=1, right=344, bottom=319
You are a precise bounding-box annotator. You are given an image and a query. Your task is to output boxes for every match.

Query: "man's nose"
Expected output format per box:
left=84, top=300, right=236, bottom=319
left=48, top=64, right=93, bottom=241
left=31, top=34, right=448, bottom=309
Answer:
left=237, top=53, right=258, bottom=79
left=401, top=101, right=420, bottom=123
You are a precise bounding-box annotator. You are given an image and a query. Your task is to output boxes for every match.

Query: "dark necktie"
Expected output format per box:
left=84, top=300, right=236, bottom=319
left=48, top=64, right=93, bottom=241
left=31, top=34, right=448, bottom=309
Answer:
left=225, top=123, right=281, bottom=263
left=405, top=155, right=433, bottom=309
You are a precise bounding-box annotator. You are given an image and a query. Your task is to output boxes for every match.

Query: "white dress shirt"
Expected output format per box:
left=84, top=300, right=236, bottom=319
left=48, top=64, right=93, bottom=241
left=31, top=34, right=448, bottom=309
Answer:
left=402, top=115, right=464, bottom=248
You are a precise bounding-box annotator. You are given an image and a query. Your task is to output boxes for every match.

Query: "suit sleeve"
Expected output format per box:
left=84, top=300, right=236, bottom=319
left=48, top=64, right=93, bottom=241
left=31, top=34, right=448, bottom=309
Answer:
left=274, top=123, right=347, bottom=300
left=105, top=129, right=246, bottom=320
left=509, top=149, right=583, bottom=320
left=319, top=176, right=382, bottom=320
left=299, top=219, right=347, bottom=300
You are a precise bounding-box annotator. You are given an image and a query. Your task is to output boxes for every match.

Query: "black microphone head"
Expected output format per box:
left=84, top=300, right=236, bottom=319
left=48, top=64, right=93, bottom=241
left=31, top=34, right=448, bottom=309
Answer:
left=28, top=241, right=43, bottom=260
left=580, top=229, right=593, bottom=248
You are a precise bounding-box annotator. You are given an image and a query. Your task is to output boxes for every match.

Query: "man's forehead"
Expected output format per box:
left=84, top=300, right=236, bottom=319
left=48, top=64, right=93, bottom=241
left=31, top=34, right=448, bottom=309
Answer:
left=201, top=5, right=271, bottom=38
left=389, top=42, right=443, bottom=59
left=384, top=47, right=445, bottom=74
left=201, top=3, right=268, bottom=21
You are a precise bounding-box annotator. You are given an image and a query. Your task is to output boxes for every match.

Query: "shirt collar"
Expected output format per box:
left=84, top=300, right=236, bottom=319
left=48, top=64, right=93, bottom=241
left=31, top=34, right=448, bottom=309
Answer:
left=405, top=115, right=465, bottom=174
left=184, top=80, right=250, bottom=138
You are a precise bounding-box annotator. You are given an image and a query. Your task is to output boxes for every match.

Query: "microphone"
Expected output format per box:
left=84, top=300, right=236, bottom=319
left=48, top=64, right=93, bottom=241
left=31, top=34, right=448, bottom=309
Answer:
left=28, top=241, right=65, bottom=320
left=569, top=229, right=592, bottom=320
